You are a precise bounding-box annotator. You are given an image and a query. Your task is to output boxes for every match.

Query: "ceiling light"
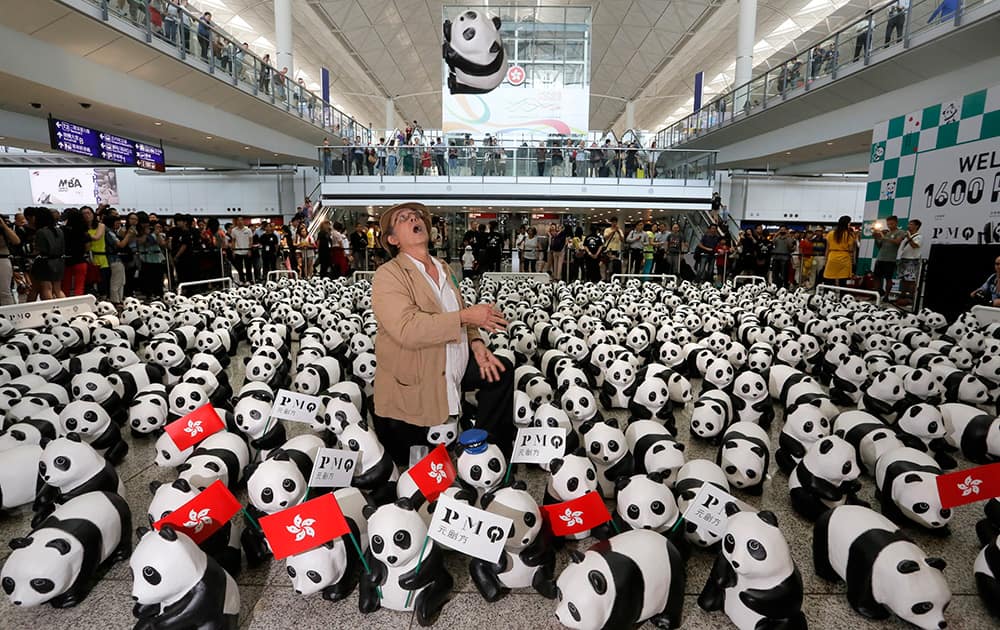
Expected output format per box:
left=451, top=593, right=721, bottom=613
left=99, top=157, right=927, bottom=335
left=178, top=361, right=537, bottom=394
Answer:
left=153, top=122, right=163, bottom=126
left=243, top=146, right=250, bottom=150
left=206, top=136, right=214, bottom=140
left=785, top=151, right=791, bottom=155
left=826, top=142, right=833, bottom=145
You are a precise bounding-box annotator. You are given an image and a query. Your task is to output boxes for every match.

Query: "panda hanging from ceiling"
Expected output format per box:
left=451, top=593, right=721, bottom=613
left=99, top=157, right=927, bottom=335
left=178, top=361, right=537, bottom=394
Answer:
left=443, top=9, right=508, bottom=94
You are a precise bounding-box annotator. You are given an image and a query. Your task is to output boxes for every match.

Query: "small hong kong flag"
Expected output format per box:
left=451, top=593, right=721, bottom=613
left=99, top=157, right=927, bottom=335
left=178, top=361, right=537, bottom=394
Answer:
left=541, top=491, right=612, bottom=537
left=258, top=493, right=351, bottom=560
left=936, top=463, right=1000, bottom=509
left=164, top=404, right=226, bottom=451
left=407, top=444, right=457, bottom=503
left=153, top=480, right=242, bottom=545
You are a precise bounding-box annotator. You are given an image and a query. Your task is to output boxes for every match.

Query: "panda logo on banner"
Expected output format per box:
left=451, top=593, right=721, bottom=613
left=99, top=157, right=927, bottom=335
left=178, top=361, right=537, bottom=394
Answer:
left=443, top=10, right=507, bottom=95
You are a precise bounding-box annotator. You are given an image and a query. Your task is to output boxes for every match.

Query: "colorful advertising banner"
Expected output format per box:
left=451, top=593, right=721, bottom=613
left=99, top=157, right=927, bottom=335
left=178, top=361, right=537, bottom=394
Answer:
left=29, top=168, right=119, bottom=206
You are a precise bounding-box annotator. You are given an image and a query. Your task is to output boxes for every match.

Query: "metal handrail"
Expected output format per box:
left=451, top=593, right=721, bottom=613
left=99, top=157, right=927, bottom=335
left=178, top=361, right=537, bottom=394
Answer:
left=971, top=305, right=1000, bottom=326
left=266, top=270, right=299, bottom=282
left=0, top=295, right=97, bottom=330
left=351, top=271, right=376, bottom=284
left=815, top=284, right=881, bottom=305
left=177, top=277, right=233, bottom=295
left=656, top=0, right=985, bottom=147
left=75, top=0, right=369, bottom=143
left=481, top=272, right=552, bottom=283
left=733, top=275, right=766, bottom=285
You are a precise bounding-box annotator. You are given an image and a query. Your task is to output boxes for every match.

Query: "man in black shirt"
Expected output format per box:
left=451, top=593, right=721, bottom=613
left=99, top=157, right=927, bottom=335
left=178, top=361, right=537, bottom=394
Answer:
left=583, top=227, right=604, bottom=283
left=259, top=222, right=280, bottom=274
left=695, top=224, right=721, bottom=282
left=485, top=220, right=504, bottom=272
left=169, top=214, right=194, bottom=284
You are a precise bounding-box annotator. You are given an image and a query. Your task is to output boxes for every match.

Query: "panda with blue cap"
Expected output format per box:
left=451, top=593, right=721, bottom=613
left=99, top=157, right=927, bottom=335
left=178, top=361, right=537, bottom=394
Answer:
left=454, top=428, right=508, bottom=505
left=443, top=9, right=507, bottom=95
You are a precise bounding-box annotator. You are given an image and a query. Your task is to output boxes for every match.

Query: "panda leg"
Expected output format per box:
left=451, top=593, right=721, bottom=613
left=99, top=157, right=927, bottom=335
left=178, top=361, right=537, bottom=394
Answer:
left=218, top=547, right=243, bottom=578
left=413, top=571, right=455, bottom=627
left=812, top=509, right=838, bottom=581
left=773, top=449, right=796, bottom=475
left=240, top=527, right=271, bottom=567
left=789, top=488, right=825, bottom=522
left=531, top=560, right=557, bottom=599
left=976, top=518, right=1000, bottom=548
left=755, top=613, right=808, bottom=630
left=975, top=572, right=1000, bottom=618
left=469, top=559, right=509, bottom=603
left=105, top=439, right=129, bottom=466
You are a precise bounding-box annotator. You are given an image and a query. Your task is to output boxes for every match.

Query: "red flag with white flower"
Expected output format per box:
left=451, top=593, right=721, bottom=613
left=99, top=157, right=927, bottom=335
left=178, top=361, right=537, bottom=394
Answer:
left=541, top=491, right=611, bottom=537
left=406, top=444, right=457, bottom=503
left=258, top=493, right=351, bottom=560
left=153, top=480, right=241, bottom=545
left=936, top=463, right=1000, bottom=509
left=164, top=404, right=225, bottom=451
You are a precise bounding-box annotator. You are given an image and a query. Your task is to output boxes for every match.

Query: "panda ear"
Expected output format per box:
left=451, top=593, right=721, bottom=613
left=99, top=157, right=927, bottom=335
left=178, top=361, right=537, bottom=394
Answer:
left=578, top=420, right=595, bottom=435
left=614, top=476, right=633, bottom=493
left=925, top=557, right=946, bottom=571
left=442, top=19, right=452, bottom=41
left=548, top=458, right=563, bottom=475
left=569, top=549, right=586, bottom=564
left=45, top=538, right=72, bottom=556
left=818, top=439, right=833, bottom=454
left=724, top=502, right=741, bottom=517
left=135, top=527, right=150, bottom=540
left=491, top=15, right=501, bottom=30
left=362, top=504, right=378, bottom=520
left=605, top=418, right=620, bottom=430
left=897, top=559, right=920, bottom=574
left=757, top=510, right=778, bottom=527
left=204, top=461, right=222, bottom=472
left=480, top=492, right=495, bottom=510
left=511, top=479, right=527, bottom=491
left=149, top=480, right=163, bottom=494
left=8, top=537, right=32, bottom=550
left=587, top=569, right=608, bottom=595
left=66, top=432, right=82, bottom=443
left=903, top=473, right=923, bottom=484
left=395, top=497, right=414, bottom=512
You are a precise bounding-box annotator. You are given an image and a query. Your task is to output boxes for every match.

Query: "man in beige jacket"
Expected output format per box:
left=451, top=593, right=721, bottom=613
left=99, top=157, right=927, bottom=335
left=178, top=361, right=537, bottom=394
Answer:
left=372, top=202, right=512, bottom=466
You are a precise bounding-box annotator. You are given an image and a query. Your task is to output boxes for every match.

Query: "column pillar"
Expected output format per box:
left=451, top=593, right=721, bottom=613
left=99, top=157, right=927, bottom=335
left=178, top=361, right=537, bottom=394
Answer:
left=735, top=0, right=757, bottom=109
left=624, top=100, right=636, bottom=130
left=385, top=97, right=395, bottom=134
left=275, top=0, right=294, bottom=78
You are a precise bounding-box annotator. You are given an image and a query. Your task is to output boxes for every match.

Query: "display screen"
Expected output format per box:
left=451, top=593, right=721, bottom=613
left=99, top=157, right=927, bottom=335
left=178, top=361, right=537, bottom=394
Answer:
left=48, top=117, right=166, bottom=172
left=29, top=168, right=120, bottom=206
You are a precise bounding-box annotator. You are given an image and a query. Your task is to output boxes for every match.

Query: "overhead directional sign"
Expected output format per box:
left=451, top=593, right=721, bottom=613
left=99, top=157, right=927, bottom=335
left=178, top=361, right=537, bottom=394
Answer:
left=48, top=117, right=166, bottom=172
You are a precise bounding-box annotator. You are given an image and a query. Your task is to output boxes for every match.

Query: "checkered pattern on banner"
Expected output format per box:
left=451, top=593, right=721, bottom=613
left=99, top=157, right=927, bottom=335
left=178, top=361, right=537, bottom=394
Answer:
left=860, top=85, right=1000, bottom=273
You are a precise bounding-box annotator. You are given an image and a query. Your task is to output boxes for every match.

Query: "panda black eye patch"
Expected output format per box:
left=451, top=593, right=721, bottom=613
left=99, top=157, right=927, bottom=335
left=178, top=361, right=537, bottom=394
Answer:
left=393, top=530, right=411, bottom=549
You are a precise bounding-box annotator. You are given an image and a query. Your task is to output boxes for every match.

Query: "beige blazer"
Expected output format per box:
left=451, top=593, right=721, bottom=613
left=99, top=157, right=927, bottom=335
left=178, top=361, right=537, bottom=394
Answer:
left=371, top=255, right=481, bottom=426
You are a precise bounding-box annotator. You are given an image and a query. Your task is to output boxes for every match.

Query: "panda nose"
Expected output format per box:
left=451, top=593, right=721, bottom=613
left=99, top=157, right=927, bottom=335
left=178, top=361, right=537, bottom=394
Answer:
left=13, top=600, right=21, bottom=606
left=731, top=561, right=740, bottom=569
left=939, top=623, right=947, bottom=629
left=294, top=589, right=302, bottom=595
left=132, top=595, right=138, bottom=601
left=279, top=500, right=288, bottom=507
left=387, top=555, right=397, bottom=564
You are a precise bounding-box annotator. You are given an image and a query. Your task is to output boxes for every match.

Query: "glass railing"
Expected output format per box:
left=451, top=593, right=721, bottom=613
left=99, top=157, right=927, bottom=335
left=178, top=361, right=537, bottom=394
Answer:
left=317, top=144, right=716, bottom=185
left=656, top=0, right=990, bottom=147
left=71, top=0, right=371, bottom=144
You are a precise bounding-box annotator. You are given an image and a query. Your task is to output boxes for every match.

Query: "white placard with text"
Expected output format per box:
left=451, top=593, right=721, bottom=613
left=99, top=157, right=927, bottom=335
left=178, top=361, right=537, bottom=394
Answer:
left=511, top=427, right=567, bottom=465
left=308, top=448, right=358, bottom=488
left=428, top=494, right=512, bottom=563
left=271, top=389, right=323, bottom=424
left=681, top=484, right=742, bottom=537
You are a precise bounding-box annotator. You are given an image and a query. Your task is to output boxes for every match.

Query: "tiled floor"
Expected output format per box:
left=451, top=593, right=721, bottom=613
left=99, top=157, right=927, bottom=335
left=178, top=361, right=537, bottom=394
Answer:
left=1, top=346, right=996, bottom=630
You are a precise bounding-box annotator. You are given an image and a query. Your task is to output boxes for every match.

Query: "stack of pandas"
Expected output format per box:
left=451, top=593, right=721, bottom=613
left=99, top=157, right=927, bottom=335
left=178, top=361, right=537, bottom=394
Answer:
left=0, top=272, right=999, bottom=630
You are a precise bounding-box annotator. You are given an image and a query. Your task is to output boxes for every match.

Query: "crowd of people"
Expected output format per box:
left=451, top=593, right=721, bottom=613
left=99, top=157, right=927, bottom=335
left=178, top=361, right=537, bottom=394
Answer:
left=322, top=130, right=666, bottom=180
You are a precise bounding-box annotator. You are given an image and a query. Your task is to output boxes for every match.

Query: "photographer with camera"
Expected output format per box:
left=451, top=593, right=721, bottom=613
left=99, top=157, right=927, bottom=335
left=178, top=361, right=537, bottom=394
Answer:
left=971, top=255, right=1000, bottom=307
left=0, top=215, right=20, bottom=305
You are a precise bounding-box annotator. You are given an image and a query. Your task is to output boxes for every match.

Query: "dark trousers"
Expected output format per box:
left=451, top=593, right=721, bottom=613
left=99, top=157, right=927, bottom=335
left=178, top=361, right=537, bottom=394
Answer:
left=435, top=154, right=447, bottom=175
left=374, top=351, right=515, bottom=468
left=233, top=254, right=254, bottom=283
left=585, top=255, right=601, bottom=282
left=885, top=13, right=905, bottom=44
left=772, top=257, right=789, bottom=288
left=523, top=258, right=536, bottom=272
left=536, top=161, right=545, bottom=176
left=853, top=31, right=869, bottom=61
left=262, top=254, right=277, bottom=274
left=140, top=262, right=164, bottom=297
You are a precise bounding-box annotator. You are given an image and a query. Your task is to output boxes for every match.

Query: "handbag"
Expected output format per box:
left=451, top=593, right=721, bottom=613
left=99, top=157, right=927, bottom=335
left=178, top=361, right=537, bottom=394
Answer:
left=367, top=153, right=376, bottom=165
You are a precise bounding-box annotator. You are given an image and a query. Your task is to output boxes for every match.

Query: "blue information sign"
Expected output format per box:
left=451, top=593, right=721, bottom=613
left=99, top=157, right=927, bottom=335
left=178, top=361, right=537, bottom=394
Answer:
left=48, top=117, right=166, bottom=172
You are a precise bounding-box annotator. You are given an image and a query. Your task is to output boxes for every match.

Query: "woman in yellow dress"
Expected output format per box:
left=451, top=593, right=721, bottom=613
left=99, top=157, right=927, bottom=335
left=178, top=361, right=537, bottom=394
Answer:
left=823, top=215, right=858, bottom=286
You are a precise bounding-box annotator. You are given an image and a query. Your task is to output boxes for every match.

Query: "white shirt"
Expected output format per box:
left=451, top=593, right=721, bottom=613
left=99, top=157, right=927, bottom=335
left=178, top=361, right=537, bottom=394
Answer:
left=900, top=231, right=922, bottom=259
left=231, top=226, right=252, bottom=255
left=405, top=254, right=469, bottom=415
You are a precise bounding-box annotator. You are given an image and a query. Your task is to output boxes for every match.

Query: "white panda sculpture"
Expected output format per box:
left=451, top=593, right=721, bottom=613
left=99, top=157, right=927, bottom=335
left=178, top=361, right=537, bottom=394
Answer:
left=624, top=420, right=686, bottom=484
left=544, top=452, right=599, bottom=540
left=176, top=433, right=250, bottom=492
left=2, top=491, right=130, bottom=608
left=858, top=371, right=907, bottom=422
left=697, top=510, right=807, bottom=630
left=554, top=529, right=685, bottom=630
left=147, top=477, right=243, bottom=578
left=729, top=371, right=774, bottom=430
left=130, top=525, right=240, bottom=629
left=454, top=429, right=506, bottom=505
left=339, top=420, right=399, bottom=506
left=472, top=480, right=557, bottom=601
left=358, top=499, right=454, bottom=625
left=284, top=487, right=369, bottom=601
left=442, top=10, right=507, bottom=95
left=0, top=444, right=43, bottom=511
left=690, top=389, right=733, bottom=443
left=58, top=400, right=128, bottom=465
left=775, top=400, right=831, bottom=474
left=579, top=418, right=634, bottom=498
left=874, top=446, right=952, bottom=533
left=974, top=533, right=1000, bottom=618
left=940, top=402, right=1000, bottom=464
left=813, top=505, right=950, bottom=629
left=612, top=472, right=681, bottom=537
left=674, top=459, right=737, bottom=549
left=34, top=434, right=124, bottom=528
left=788, top=435, right=863, bottom=521
left=128, top=384, right=170, bottom=436
left=833, top=409, right=905, bottom=476
left=717, top=422, right=770, bottom=496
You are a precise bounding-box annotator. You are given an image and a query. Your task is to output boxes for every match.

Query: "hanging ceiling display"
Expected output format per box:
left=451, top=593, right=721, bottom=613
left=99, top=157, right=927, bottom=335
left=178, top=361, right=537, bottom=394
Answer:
left=442, top=5, right=591, bottom=141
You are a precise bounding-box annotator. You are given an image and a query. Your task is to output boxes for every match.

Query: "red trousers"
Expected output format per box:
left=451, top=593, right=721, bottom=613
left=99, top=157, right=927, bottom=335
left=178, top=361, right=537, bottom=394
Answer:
left=62, top=262, right=88, bottom=296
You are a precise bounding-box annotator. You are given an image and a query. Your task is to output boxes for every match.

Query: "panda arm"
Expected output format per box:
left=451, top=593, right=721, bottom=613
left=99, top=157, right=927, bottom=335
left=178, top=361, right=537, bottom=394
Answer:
left=358, top=552, right=387, bottom=613
left=985, top=543, right=1000, bottom=577
left=399, top=544, right=446, bottom=590
left=152, top=568, right=225, bottom=629
left=697, top=554, right=736, bottom=612
left=519, top=528, right=554, bottom=567
left=738, top=569, right=804, bottom=619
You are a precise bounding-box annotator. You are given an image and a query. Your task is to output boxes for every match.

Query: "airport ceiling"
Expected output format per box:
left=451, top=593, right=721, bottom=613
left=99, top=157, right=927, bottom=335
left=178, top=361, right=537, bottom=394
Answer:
left=194, top=0, right=873, bottom=135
